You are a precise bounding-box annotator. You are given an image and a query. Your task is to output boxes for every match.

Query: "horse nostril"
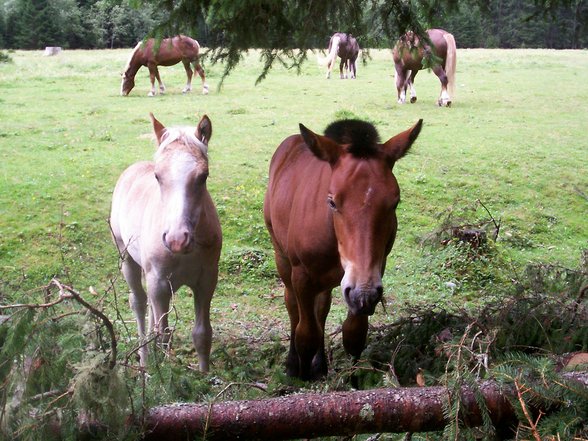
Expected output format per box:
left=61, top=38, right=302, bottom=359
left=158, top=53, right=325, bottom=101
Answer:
left=344, top=286, right=351, bottom=300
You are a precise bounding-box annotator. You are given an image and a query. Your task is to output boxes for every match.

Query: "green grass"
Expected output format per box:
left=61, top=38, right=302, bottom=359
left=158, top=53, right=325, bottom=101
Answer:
left=0, top=47, right=587, bottom=372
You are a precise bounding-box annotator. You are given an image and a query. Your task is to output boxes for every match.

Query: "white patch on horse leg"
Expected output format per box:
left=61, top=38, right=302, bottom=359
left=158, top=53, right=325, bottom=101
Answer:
left=439, top=89, right=451, bottom=107
left=398, top=89, right=406, bottom=104
left=202, top=83, right=209, bottom=95
left=410, top=83, right=417, bottom=103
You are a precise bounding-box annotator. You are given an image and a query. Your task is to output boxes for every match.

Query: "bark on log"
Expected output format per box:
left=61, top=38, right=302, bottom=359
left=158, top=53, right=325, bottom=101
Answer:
left=142, top=372, right=588, bottom=440
left=142, top=381, right=518, bottom=440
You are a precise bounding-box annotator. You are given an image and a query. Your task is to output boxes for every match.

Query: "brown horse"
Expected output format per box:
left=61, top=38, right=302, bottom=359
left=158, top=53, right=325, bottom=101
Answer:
left=324, top=33, right=360, bottom=79
left=393, top=28, right=456, bottom=106
left=110, top=113, right=222, bottom=371
left=120, top=35, right=209, bottom=97
left=264, top=118, right=422, bottom=380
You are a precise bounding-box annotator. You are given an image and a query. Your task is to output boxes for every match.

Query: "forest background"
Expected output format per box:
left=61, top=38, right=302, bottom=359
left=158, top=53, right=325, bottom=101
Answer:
left=1, top=0, right=588, bottom=51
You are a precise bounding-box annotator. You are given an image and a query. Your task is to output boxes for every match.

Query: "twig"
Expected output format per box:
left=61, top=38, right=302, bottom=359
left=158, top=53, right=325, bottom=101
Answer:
left=0, top=295, right=70, bottom=312
left=50, top=279, right=117, bottom=370
left=514, top=377, right=543, bottom=441
left=573, top=185, right=588, bottom=202
left=477, top=199, right=501, bottom=241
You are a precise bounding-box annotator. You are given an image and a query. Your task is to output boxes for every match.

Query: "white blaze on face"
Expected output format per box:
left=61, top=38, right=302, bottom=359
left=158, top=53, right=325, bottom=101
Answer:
left=158, top=149, right=203, bottom=253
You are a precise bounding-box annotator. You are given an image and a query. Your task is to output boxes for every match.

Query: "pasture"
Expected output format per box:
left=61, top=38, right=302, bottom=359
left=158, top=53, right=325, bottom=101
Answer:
left=0, top=47, right=587, bottom=437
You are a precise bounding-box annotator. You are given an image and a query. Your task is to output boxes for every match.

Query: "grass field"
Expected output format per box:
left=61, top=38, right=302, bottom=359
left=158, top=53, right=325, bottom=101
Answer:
left=0, top=48, right=587, bottom=418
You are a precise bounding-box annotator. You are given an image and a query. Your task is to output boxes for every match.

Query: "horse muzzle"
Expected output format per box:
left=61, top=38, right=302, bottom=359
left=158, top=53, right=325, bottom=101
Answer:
left=343, top=284, right=383, bottom=316
left=162, top=231, right=194, bottom=254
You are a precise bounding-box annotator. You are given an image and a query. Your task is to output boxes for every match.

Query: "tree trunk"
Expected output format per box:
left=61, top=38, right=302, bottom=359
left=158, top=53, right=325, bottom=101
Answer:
left=140, top=372, right=588, bottom=440
left=142, top=381, right=519, bottom=440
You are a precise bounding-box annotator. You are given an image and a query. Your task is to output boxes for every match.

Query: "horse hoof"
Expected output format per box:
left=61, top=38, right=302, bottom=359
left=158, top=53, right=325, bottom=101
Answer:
left=148, top=92, right=155, bottom=97
left=410, top=97, right=417, bottom=103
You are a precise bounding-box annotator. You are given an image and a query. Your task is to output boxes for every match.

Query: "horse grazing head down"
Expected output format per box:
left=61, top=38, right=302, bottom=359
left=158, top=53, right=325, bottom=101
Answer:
left=264, top=118, right=422, bottom=380
left=120, top=72, right=135, bottom=96
left=300, top=119, right=422, bottom=315
left=151, top=113, right=212, bottom=254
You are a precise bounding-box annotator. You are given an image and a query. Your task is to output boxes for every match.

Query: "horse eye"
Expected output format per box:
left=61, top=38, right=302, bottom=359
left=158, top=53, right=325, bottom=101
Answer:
left=327, top=196, right=337, bottom=210
left=154, top=173, right=160, bottom=182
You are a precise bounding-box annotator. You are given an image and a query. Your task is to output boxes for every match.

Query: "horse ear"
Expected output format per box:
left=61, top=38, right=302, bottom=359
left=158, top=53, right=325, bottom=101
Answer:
left=196, top=115, right=212, bottom=145
left=299, top=123, right=341, bottom=164
left=382, top=119, right=423, bottom=166
left=150, top=113, right=166, bottom=145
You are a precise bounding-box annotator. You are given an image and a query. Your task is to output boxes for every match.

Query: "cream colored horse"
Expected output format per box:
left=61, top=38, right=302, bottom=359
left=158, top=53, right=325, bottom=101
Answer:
left=110, top=113, right=222, bottom=371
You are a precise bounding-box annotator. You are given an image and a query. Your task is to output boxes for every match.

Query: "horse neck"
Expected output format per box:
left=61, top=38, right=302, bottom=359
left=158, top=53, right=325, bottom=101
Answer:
left=124, top=44, right=146, bottom=78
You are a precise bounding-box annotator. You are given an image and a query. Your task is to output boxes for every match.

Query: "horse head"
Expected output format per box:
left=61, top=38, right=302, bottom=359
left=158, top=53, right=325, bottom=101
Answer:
left=120, top=72, right=135, bottom=96
left=300, top=119, right=422, bottom=316
left=150, top=113, right=212, bottom=254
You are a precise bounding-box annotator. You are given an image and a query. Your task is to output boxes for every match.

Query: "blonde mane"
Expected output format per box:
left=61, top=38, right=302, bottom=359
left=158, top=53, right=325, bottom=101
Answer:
left=156, top=127, right=208, bottom=158
left=123, top=41, right=142, bottom=75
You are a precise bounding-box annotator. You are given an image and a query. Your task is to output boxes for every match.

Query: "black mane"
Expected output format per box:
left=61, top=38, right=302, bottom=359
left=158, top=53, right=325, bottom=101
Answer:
left=324, top=119, right=380, bottom=158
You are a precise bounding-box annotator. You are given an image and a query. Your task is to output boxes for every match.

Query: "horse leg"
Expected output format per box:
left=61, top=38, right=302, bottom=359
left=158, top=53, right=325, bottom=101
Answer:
left=350, top=58, right=357, bottom=79
left=147, top=65, right=165, bottom=96
left=291, top=267, right=324, bottom=380
left=433, top=65, right=451, bottom=106
left=189, top=270, right=216, bottom=373
left=145, top=274, right=173, bottom=353
left=342, top=311, right=369, bottom=360
left=395, top=67, right=408, bottom=104
left=311, top=290, right=332, bottom=377
left=340, top=58, right=346, bottom=79
left=182, top=60, right=193, bottom=94
left=284, top=284, right=300, bottom=377
left=295, top=292, right=323, bottom=380
left=194, top=60, right=209, bottom=95
left=409, top=70, right=418, bottom=103
left=121, top=255, right=149, bottom=366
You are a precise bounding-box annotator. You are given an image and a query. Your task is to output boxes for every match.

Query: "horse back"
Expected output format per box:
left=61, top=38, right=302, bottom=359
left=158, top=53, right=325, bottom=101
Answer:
left=137, top=35, right=200, bottom=66
left=264, top=135, right=339, bottom=279
left=110, top=161, right=158, bottom=263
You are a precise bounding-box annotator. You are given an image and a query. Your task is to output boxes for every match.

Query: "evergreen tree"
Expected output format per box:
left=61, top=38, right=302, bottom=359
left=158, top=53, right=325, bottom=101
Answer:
left=12, top=0, right=64, bottom=48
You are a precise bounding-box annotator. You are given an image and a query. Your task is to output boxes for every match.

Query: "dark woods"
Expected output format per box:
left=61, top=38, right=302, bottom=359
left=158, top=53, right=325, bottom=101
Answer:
left=0, top=0, right=586, bottom=51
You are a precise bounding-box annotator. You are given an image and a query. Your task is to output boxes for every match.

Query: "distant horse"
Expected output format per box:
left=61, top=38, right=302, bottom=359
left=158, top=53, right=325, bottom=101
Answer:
left=264, top=118, right=422, bottom=380
left=120, top=35, right=209, bottom=97
left=393, top=28, right=456, bottom=106
left=110, top=113, right=222, bottom=371
left=324, top=33, right=360, bottom=79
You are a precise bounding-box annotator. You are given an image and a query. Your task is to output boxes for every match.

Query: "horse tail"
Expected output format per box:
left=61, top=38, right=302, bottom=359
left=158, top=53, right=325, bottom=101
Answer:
left=324, top=35, right=340, bottom=68
left=443, top=32, right=457, bottom=98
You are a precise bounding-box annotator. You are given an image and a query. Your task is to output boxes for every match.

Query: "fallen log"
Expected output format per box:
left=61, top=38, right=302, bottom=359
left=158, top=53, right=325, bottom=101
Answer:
left=141, top=372, right=588, bottom=440
left=142, top=382, right=514, bottom=440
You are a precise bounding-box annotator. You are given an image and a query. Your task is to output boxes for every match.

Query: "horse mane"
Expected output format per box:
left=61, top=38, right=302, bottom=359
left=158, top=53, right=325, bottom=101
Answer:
left=123, top=41, right=143, bottom=76
left=157, top=127, right=208, bottom=157
left=324, top=120, right=380, bottom=158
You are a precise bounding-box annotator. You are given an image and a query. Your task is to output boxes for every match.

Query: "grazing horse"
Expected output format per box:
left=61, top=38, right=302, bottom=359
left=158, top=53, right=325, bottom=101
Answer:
left=120, top=35, right=209, bottom=97
left=393, top=28, right=456, bottom=106
left=324, top=33, right=360, bottom=79
left=110, top=113, right=222, bottom=371
left=264, top=118, right=422, bottom=380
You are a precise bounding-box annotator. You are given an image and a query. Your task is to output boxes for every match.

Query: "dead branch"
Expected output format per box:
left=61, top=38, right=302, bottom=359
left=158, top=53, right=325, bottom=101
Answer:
left=49, top=279, right=117, bottom=370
